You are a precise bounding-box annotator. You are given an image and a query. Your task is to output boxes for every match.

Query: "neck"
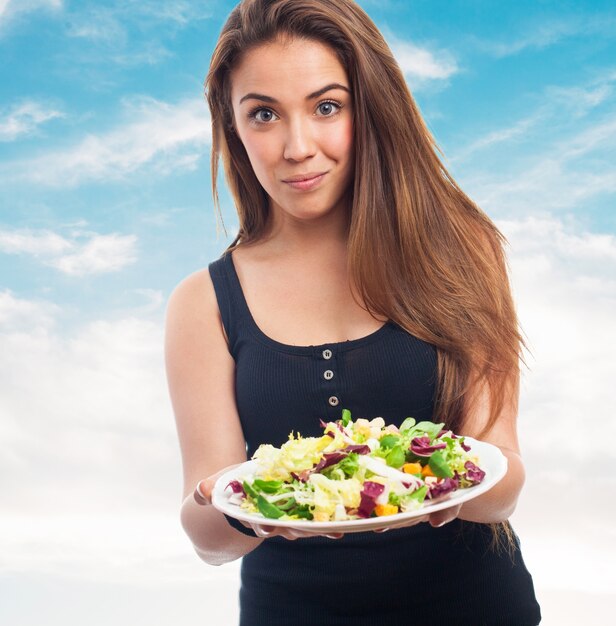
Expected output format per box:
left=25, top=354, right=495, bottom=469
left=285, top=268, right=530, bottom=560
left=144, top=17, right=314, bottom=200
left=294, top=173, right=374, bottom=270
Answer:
left=260, top=200, right=351, bottom=259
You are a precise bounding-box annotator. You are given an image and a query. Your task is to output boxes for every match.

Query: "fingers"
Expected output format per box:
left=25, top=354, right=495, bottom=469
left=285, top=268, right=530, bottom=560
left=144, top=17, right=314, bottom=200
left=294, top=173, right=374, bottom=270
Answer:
left=252, top=524, right=276, bottom=538
left=252, top=524, right=296, bottom=540
left=194, top=463, right=245, bottom=507
left=250, top=524, right=343, bottom=541
left=253, top=526, right=302, bottom=541
left=193, top=480, right=211, bottom=506
left=428, top=504, right=461, bottom=528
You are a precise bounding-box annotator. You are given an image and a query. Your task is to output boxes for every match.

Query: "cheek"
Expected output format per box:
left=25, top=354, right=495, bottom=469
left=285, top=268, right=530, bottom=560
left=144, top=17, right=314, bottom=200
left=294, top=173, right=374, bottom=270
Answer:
left=322, top=119, right=354, bottom=160
left=239, top=132, right=278, bottom=179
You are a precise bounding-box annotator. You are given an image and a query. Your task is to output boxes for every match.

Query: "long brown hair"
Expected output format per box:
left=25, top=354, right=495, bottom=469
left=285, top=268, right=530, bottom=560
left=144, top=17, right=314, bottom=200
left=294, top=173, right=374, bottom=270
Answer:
left=205, top=0, right=526, bottom=550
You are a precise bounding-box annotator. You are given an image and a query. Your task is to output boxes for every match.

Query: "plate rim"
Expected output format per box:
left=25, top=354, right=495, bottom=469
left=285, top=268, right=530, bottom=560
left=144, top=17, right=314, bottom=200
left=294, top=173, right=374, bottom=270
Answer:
left=211, top=437, right=508, bottom=532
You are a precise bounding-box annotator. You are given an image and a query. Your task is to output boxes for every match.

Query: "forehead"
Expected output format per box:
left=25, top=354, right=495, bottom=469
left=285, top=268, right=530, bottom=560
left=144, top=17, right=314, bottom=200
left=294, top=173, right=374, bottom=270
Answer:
left=230, top=37, right=348, bottom=105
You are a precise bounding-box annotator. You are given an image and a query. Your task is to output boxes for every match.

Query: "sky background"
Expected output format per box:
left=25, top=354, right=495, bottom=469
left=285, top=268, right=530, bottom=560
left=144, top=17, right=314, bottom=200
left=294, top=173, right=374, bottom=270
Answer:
left=1, top=0, right=615, bottom=624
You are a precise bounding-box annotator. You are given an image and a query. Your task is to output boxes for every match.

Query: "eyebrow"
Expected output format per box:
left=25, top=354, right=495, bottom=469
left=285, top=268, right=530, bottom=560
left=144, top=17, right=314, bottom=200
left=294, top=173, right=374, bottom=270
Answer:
left=239, top=82, right=350, bottom=105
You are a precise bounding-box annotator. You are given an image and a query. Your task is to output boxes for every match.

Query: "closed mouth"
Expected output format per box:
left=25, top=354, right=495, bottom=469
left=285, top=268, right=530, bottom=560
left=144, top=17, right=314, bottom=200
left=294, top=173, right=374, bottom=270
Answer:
left=282, top=172, right=327, bottom=183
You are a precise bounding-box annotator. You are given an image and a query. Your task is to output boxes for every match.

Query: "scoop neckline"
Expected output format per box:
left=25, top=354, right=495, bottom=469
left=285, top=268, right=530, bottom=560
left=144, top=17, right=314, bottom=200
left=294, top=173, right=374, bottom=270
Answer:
left=224, top=250, right=393, bottom=354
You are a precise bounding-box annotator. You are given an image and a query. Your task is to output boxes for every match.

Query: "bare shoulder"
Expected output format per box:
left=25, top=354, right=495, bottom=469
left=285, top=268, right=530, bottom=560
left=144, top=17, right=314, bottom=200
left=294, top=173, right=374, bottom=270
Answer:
left=166, top=266, right=217, bottom=322
left=166, top=265, right=231, bottom=344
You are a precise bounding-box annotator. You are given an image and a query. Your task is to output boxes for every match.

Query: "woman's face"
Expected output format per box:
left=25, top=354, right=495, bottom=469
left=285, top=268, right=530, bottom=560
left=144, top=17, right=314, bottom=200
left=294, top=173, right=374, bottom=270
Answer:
left=230, top=36, right=354, bottom=226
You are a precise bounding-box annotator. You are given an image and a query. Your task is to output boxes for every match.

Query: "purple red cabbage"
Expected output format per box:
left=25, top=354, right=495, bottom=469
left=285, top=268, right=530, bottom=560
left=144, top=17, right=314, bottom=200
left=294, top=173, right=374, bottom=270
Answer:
left=312, top=451, right=348, bottom=472
left=410, top=435, right=447, bottom=456
left=464, top=460, right=485, bottom=484
left=358, top=481, right=385, bottom=518
left=342, top=444, right=371, bottom=455
left=450, top=433, right=471, bottom=451
left=291, top=446, right=369, bottom=482
left=291, top=469, right=312, bottom=482
left=427, top=477, right=458, bottom=500
left=225, top=480, right=245, bottom=495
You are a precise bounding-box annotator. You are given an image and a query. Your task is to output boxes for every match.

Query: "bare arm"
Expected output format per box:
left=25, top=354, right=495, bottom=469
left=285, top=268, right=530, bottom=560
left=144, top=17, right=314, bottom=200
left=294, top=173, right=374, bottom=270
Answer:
left=456, top=368, right=525, bottom=523
left=427, top=367, right=525, bottom=527
left=165, top=268, right=264, bottom=566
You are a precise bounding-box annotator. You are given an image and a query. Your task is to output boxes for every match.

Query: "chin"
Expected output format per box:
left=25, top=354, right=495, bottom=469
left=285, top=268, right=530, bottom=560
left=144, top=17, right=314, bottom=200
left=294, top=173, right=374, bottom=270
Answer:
left=291, top=201, right=341, bottom=219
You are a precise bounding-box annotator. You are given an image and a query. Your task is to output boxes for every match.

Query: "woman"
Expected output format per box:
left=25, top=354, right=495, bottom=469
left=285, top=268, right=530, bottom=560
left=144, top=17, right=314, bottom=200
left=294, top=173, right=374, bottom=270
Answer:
left=165, top=0, right=541, bottom=624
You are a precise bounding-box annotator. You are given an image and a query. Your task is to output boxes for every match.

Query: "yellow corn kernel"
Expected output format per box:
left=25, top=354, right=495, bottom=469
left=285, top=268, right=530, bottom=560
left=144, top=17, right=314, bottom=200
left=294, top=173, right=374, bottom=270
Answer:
left=374, top=503, right=398, bottom=516
left=421, top=464, right=435, bottom=477
left=313, top=511, right=331, bottom=522
left=403, top=462, right=422, bottom=474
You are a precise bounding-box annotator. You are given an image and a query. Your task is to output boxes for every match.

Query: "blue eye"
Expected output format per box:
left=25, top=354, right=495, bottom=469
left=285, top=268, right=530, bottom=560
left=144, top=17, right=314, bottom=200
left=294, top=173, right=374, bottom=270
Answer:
left=248, top=108, right=278, bottom=123
left=317, top=101, right=342, bottom=116
left=246, top=100, right=344, bottom=125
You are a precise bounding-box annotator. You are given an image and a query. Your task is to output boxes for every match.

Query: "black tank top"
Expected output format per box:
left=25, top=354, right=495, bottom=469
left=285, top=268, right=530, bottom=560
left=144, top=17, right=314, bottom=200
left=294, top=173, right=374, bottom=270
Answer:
left=209, top=250, right=541, bottom=626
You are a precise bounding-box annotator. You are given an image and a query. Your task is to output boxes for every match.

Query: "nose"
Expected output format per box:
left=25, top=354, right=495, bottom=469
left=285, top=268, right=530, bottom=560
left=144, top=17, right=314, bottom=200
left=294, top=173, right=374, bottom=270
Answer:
left=283, top=117, right=316, bottom=162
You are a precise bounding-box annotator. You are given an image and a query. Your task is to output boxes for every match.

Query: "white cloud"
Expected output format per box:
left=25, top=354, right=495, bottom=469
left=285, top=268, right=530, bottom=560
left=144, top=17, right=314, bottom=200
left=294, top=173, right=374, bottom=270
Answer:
left=542, top=78, right=614, bottom=119
left=0, top=100, right=63, bottom=141
left=1, top=96, right=210, bottom=186
left=451, top=72, right=616, bottom=165
left=0, top=289, right=60, bottom=330
left=387, top=36, right=459, bottom=90
left=0, top=0, right=62, bottom=27
left=471, top=133, right=616, bottom=215
left=0, top=572, right=241, bottom=626
left=0, top=227, right=138, bottom=275
left=0, top=301, right=193, bottom=583
left=46, top=232, right=138, bottom=275
left=392, top=41, right=458, bottom=80
left=555, top=115, right=616, bottom=161
left=485, top=216, right=616, bottom=616
left=138, top=208, right=183, bottom=227
left=66, top=6, right=125, bottom=45
left=67, top=0, right=212, bottom=37
left=0, top=306, right=172, bottom=507
left=0, top=292, right=228, bottom=600
left=0, top=227, right=71, bottom=255
left=126, top=0, right=213, bottom=25
left=450, top=72, right=616, bottom=216
left=133, top=288, right=165, bottom=315
left=504, top=215, right=616, bottom=265
left=453, top=113, right=542, bottom=161
left=58, top=0, right=217, bottom=73
left=473, top=14, right=616, bottom=58
left=502, top=216, right=616, bottom=461
left=499, top=215, right=616, bottom=611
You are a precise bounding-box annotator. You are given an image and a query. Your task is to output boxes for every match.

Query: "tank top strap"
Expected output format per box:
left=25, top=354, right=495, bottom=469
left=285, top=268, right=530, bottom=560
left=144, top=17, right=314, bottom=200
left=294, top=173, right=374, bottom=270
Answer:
left=208, top=250, right=250, bottom=354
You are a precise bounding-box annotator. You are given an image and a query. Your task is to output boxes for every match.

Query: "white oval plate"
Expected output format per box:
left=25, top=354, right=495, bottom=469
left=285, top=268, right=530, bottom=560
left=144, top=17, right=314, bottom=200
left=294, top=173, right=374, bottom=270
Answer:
left=212, top=437, right=507, bottom=534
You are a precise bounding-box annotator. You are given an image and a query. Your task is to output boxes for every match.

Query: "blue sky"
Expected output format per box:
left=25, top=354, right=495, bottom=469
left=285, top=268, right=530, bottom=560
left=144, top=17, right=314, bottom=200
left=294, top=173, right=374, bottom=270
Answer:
left=1, top=1, right=615, bottom=625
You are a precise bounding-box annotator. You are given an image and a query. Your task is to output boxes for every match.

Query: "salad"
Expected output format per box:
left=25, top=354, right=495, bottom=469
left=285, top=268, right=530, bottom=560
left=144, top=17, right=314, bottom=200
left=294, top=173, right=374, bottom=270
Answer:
left=224, top=409, right=486, bottom=522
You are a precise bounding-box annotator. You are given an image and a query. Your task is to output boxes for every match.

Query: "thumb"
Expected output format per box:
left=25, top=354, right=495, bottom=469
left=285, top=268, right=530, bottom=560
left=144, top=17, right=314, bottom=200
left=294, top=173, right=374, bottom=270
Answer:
left=194, top=463, right=245, bottom=506
left=194, top=479, right=212, bottom=506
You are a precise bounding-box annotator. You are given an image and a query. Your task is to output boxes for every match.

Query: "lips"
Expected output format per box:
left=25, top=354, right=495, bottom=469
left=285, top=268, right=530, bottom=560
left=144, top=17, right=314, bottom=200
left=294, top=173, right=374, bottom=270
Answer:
left=282, top=172, right=327, bottom=183
left=282, top=171, right=328, bottom=191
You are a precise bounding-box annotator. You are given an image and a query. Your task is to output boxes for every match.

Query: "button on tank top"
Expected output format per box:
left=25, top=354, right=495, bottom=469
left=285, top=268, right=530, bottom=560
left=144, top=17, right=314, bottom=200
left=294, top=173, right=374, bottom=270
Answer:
left=208, top=250, right=541, bottom=626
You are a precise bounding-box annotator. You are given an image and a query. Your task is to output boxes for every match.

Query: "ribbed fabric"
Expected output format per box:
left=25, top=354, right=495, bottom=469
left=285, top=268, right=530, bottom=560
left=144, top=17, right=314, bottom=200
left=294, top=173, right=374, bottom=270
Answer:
left=208, top=250, right=541, bottom=626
